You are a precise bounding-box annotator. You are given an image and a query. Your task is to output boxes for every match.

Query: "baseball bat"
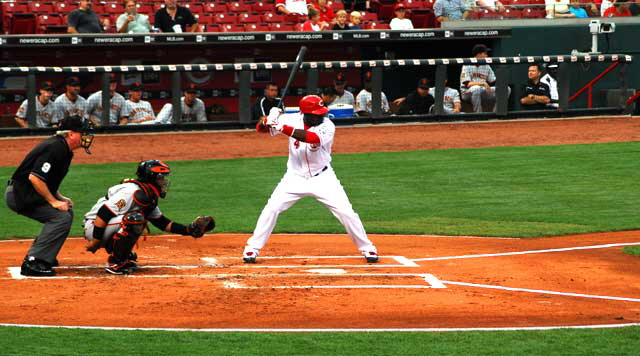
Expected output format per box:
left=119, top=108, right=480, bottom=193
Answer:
left=278, top=46, right=308, bottom=110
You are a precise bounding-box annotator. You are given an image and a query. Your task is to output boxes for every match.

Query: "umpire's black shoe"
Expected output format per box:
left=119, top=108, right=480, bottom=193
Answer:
left=21, top=257, right=56, bottom=277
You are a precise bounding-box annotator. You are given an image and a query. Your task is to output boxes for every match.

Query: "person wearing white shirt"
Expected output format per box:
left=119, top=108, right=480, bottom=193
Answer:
left=389, top=3, right=414, bottom=30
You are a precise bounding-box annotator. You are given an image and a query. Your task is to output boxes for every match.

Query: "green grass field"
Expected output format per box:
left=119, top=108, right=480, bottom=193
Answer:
left=2, top=141, right=639, bottom=355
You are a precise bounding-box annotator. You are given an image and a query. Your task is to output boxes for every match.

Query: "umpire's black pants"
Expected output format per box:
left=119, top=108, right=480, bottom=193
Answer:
left=4, top=184, right=73, bottom=265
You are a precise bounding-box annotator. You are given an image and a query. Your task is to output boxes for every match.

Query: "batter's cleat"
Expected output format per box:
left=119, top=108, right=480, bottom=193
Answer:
left=20, top=256, right=56, bottom=277
left=242, top=247, right=259, bottom=263
left=363, top=251, right=379, bottom=263
left=105, top=256, right=137, bottom=275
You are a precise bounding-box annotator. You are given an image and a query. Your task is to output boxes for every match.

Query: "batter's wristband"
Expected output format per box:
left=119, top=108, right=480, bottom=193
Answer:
left=281, top=125, right=294, bottom=136
left=170, top=222, right=189, bottom=236
left=92, top=225, right=106, bottom=241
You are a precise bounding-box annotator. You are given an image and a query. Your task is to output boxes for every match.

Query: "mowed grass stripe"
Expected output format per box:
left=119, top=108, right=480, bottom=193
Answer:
left=0, top=142, right=638, bottom=239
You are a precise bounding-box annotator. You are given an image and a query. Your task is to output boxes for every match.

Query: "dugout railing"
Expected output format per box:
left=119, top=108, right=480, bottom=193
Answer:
left=1, top=53, right=632, bottom=134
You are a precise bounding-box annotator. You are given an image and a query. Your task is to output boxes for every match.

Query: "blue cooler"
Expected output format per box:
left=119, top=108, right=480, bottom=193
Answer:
left=285, top=107, right=299, bottom=114
left=328, top=104, right=354, bottom=118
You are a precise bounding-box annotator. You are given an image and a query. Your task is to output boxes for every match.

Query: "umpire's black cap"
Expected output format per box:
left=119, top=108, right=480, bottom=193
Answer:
left=59, top=115, right=92, bottom=133
left=472, top=44, right=491, bottom=56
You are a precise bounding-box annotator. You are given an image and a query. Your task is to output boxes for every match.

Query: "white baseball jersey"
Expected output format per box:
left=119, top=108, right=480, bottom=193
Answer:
left=122, top=99, right=155, bottom=123
left=270, top=112, right=334, bottom=177
left=15, top=98, right=56, bottom=128
left=276, top=0, right=310, bottom=14
left=389, top=18, right=414, bottom=30
left=460, top=64, right=496, bottom=95
left=53, top=94, right=87, bottom=124
left=84, top=182, right=162, bottom=221
left=355, top=89, right=390, bottom=114
left=429, top=87, right=461, bottom=113
left=155, top=97, right=207, bottom=123
left=332, top=90, right=355, bottom=106
left=85, top=91, right=126, bottom=125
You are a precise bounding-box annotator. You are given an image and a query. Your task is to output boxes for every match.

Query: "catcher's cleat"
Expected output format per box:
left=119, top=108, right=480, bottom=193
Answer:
left=242, top=247, right=259, bottom=264
left=21, top=256, right=56, bottom=277
left=363, top=251, right=379, bottom=263
left=105, top=256, right=137, bottom=275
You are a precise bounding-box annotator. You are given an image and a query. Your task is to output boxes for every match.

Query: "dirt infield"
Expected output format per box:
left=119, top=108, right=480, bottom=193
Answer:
left=1, top=116, right=640, bottom=329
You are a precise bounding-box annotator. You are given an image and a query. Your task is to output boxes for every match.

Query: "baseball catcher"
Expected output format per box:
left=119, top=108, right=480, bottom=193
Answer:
left=83, top=160, right=215, bottom=274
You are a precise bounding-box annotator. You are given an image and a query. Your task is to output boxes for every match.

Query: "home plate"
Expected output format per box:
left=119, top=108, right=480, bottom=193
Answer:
left=304, top=269, right=347, bottom=274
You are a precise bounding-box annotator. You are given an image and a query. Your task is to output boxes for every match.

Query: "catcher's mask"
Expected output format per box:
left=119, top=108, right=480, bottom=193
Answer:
left=136, top=160, right=171, bottom=198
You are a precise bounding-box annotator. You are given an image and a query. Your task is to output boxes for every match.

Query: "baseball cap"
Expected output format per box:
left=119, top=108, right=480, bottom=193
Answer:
left=129, top=82, right=143, bottom=91
left=417, top=78, right=429, bottom=89
left=66, top=76, right=81, bottom=86
left=59, top=115, right=90, bottom=133
left=40, top=81, right=54, bottom=91
left=472, top=44, right=491, bottom=56
left=334, top=73, right=346, bottom=85
left=185, top=83, right=198, bottom=94
left=394, top=2, right=406, bottom=10
left=108, top=73, right=118, bottom=83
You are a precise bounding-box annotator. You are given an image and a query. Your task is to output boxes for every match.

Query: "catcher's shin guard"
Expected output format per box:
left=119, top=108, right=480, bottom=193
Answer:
left=110, top=212, right=145, bottom=264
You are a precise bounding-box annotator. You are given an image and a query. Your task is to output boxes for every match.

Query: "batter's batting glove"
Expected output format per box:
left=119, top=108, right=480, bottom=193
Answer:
left=188, top=215, right=215, bottom=238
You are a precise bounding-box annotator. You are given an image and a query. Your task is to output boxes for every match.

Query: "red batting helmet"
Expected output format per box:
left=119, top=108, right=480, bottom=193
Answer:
left=299, top=95, right=329, bottom=115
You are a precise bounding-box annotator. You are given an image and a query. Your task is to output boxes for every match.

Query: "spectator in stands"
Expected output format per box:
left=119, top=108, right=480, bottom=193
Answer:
left=630, top=0, right=640, bottom=15
left=121, top=82, right=156, bottom=124
left=333, top=73, right=355, bottom=106
left=156, top=84, right=207, bottom=123
left=252, top=82, right=281, bottom=123
left=349, top=11, right=363, bottom=29
left=53, top=77, right=87, bottom=126
left=520, top=64, right=551, bottom=110
left=321, top=87, right=338, bottom=106
left=603, top=0, right=632, bottom=16
left=332, top=10, right=350, bottom=30
left=540, top=63, right=559, bottom=108
left=314, top=0, right=335, bottom=24
left=390, top=3, right=414, bottom=30
left=85, top=74, right=126, bottom=126
left=355, top=72, right=390, bottom=116
left=434, top=0, right=471, bottom=22
left=476, top=0, right=505, bottom=13
left=545, top=0, right=571, bottom=18
left=68, top=0, right=110, bottom=34
left=118, top=0, right=152, bottom=33
left=460, top=44, right=510, bottom=113
left=565, top=0, right=590, bottom=17
left=302, top=8, right=330, bottom=31
left=394, top=78, right=436, bottom=115
left=429, top=79, right=462, bottom=114
left=15, top=81, right=56, bottom=128
left=276, top=0, right=315, bottom=15
left=154, top=0, right=201, bottom=33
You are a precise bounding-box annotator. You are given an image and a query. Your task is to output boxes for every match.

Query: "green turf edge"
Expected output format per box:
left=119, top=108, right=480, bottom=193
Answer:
left=624, top=246, right=640, bottom=257
left=1, top=325, right=640, bottom=356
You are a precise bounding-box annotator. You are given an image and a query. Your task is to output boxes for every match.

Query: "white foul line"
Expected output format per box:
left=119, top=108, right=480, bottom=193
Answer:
left=225, top=285, right=436, bottom=289
left=443, top=280, right=640, bottom=303
left=412, top=242, right=640, bottom=262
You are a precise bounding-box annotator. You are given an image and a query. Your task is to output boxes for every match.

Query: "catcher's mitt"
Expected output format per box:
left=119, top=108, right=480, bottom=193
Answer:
left=188, top=215, right=215, bottom=238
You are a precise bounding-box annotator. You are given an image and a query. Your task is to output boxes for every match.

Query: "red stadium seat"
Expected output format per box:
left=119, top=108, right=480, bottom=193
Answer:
left=262, top=13, right=284, bottom=22
left=410, top=9, right=434, bottom=28
left=204, top=2, right=228, bottom=13
left=244, top=23, right=270, bottom=31
left=404, top=0, right=423, bottom=9
left=104, top=3, right=124, bottom=14
left=136, top=4, right=154, bottom=15
left=213, top=13, right=238, bottom=24
left=54, top=2, right=74, bottom=14
left=423, top=0, right=437, bottom=9
left=360, top=12, right=379, bottom=22
left=185, top=3, right=204, bottom=14
left=220, top=24, right=245, bottom=32
left=10, top=15, right=37, bottom=34
left=284, top=13, right=304, bottom=23
left=373, top=2, right=396, bottom=21
left=328, top=0, right=345, bottom=11
left=268, top=23, right=295, bottom=31
left=522, top=7, right=545, bottom=17
left=28, top=2, right=55, bottom=14
left=36, top=14, right=64, bottom=34
left=205, top=24, right=221, bottom=32
left=252, top=1, right=274, bottom=12
left=153, top=3, right=165, bottom=12
left=366, top=21, right=390, bottom=29
left=2, top=2, right=28, bottom=15
left=238, top=13, right=262, bottom=23
left=501, top=8, right=523, bottom=17
left=478, top=8, right=502, bottom=18
left=228, top=2, right=252, bottom=12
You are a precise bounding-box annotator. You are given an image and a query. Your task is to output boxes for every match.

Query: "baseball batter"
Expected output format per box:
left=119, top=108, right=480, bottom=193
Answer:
left=121, top=82, right=156, bottom=125
left=15, top=81, right=56, bottom=128
left=85, top=74, right=126, bottom=126
left=83, top=160, right=214, bottom=274
left=242, top=95, right=379, bottom=263
left=53, top=77, right=87, bottom=125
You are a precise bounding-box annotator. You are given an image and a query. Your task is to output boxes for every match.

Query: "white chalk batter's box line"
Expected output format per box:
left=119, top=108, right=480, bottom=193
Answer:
left=205, top=255, right=419, bottom=268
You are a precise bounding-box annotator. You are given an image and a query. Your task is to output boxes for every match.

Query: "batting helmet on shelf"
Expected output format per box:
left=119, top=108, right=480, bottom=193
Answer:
left=299, top=95, right=329, bottom=115
left=136, top=160, right=171, bottom=198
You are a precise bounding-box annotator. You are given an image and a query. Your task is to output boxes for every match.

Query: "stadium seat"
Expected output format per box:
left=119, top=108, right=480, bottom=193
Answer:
left=404, top=0, right=423, bottom=9
left=372, top=2, right=396, bottom=21
left=153, top=3, right=165, bottom=12
left=522, top=7, right=545, bottom=17
left=360, top=12, right=379, bottom=22
left=410, top=9, right=434, bottom=28
left=104, top=3, right=124, bottom=14
left=213, top=13, right=238, bottom=24
left=228, top=2, right=252, bottom=12
left=244, top=23, right=270, bottom=31
left=423, top=0, right=437, bottom=9
left=268, top=23, right=295, bottom=31
left=252, top=2, right=275, bottom=12
left=284, top=13, right=304, bottom=23
left=366, top=21, right=390, bottom=29
left=262, top=13, right=285, bottom=22
left=204, top=2, right=228, bottom=13
left=2, top=2, right=28, bottom=15
left=28, top=2, right=55, bottom=14
left=54, top=2, right=74, bottom=14
left=136, top=4, right=154, bottom=15
left=238, top=13, right=261, bottom=23
left=478, top=8, right=502, bottom=18
left=10, top=15, right=37, bottom=34
left=501, top=8, right=522, bottom=17
left=328, top=0, right=345, bottom=11
left=36, top=14, right=64, bottom=34
left=185, top=3, right=204, bottom=14
left=220, top=24, right=245, bottom=32
left=205, top=24, right=221, bottom=32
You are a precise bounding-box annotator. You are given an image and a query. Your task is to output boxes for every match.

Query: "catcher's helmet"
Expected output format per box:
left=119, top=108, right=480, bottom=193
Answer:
left=136, top=160, right=171, bottom=198
left=299, top=95, right=329, bottom=115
